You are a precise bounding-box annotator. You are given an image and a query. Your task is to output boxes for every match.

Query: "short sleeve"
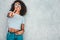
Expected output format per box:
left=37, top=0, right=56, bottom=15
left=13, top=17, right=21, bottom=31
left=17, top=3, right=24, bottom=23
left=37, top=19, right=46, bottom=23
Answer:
left=22, top=16, right=25, bottom=24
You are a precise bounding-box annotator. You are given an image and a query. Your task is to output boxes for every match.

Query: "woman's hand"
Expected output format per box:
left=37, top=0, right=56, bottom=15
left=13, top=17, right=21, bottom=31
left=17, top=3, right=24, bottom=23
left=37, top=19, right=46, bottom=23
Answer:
left=15, top=30, right=24, bottom=35
left=8, top=11, right=15, bottom=18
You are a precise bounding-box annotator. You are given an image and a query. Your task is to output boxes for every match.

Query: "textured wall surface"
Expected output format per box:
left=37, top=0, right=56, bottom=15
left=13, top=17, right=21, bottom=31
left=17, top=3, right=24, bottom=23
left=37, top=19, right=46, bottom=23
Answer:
left=0, top=0, right=60, bottom=40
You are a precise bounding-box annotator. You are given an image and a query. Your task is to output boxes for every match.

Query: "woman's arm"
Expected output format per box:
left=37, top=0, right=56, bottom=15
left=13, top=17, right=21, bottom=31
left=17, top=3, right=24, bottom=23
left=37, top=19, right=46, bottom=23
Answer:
left=21, top=24, right=24, bottom=32
left=15, top=24, right=25, bottom=35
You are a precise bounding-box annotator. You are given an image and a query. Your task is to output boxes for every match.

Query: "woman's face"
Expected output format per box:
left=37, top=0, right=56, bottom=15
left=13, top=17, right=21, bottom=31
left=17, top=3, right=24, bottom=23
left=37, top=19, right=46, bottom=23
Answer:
left=14, top=2, right=21, bottom=11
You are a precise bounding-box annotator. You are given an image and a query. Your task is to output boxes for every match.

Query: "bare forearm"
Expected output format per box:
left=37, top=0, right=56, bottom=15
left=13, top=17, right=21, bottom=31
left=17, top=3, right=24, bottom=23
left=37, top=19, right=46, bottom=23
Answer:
left=19, top=30, right=24, bottom=33
left=15, top=30, right=24, bottom=35
left=15, top=24, right=24, bottom=35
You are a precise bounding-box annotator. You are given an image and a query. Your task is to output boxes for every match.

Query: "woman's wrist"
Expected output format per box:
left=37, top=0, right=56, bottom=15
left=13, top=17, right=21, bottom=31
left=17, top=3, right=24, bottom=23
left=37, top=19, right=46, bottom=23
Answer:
left=15, top=30, right=21, bottom=33
left=15, top=30, right=24, bottom=35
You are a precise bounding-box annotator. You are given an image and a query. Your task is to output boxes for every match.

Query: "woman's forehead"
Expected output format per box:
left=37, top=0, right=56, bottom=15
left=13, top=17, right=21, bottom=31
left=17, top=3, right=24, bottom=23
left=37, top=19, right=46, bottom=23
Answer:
left=15, top=2, right=20, bottom=4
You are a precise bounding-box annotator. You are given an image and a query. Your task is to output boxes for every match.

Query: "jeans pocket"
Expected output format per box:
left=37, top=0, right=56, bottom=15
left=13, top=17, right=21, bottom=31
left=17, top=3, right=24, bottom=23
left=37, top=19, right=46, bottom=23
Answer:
left=7, top=32, right=15, bottom=39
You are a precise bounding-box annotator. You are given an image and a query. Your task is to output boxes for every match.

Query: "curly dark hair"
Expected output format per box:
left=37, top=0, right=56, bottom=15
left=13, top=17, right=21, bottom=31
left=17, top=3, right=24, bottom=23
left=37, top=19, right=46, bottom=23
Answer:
left=9, top=0, right=27, bottom=16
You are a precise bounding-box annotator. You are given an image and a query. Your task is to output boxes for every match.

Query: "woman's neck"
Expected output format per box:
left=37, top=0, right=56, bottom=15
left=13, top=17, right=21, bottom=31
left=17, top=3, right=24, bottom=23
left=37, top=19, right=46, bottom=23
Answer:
left=15, top=11, right=20, bottom=15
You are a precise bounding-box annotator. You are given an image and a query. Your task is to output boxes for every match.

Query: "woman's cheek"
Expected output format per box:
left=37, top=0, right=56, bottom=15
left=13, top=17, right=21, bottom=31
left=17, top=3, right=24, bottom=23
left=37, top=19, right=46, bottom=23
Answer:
left=14, top=7, right=17, bottom=10
left=14, top=6, right=21, bottom=11
left=18, top=7, right=21, bottom=11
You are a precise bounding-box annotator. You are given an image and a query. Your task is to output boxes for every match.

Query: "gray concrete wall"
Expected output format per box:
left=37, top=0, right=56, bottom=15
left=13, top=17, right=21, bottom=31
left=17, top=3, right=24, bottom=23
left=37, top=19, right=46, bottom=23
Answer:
left=0, top=0, right=60, bottom=40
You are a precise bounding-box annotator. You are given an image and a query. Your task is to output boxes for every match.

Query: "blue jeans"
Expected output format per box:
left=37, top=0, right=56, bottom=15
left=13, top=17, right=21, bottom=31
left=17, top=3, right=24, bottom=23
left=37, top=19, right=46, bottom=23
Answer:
left=6, top=32, right=23, bottom=40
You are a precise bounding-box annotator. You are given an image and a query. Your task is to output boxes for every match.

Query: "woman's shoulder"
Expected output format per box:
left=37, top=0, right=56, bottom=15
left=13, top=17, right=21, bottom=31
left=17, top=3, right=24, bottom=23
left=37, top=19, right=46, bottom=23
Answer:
left=21, top=16, right=24, bottom=18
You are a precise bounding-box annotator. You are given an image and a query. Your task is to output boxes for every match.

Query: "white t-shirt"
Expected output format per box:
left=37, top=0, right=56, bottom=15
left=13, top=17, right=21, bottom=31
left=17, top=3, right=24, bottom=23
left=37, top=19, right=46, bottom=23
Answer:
left=7, top=12, right=25, bottom=30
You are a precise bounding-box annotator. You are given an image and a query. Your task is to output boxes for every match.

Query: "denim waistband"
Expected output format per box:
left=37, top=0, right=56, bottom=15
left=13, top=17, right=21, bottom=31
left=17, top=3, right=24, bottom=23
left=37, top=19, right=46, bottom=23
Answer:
left=8, top=31, right=15, bottom=34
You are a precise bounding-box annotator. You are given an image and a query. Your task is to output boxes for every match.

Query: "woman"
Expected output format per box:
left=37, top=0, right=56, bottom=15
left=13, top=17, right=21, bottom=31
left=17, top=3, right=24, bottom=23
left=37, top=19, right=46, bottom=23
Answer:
left=6, top=0, right=27, bottom=40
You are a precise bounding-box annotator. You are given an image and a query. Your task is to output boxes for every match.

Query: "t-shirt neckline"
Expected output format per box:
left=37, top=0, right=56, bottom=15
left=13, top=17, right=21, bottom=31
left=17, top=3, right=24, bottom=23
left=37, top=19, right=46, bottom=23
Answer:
left=15, top=13, right=22, bottom=16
